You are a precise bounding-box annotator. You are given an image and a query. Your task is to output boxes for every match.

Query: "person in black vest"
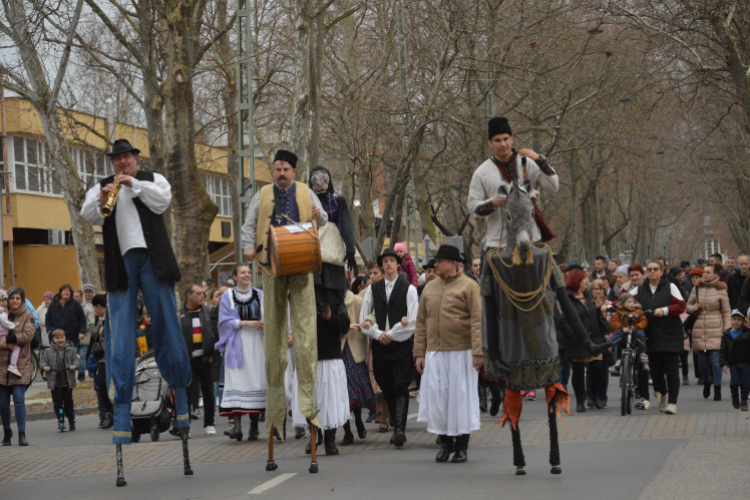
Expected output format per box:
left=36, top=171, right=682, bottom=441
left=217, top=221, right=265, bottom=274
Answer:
left=632, top=261, right=686, bottom=415
left=81, top=139, right=192, bottom=486
left=359, top=248, right=418, bottom=448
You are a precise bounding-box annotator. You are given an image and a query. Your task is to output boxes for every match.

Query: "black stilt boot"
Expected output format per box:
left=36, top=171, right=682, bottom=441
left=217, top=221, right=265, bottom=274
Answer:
left=228, top=414, right=243, bottom=442
left=548, top=399, right=561, bottom=474
left=18, top=431, right=28, bottom=447
left=435, top=435, right=454, bottom=462
left=392, top=396, right=408, bottom=448
left=488, top=382, right=502, bottom=417
left=478, top=383, right=488, bottom=413
left=248, top=413, right=260, bottom=441
left=324, top=428, right=339, bottom=455
left=2, top=428, right=12, bottom=446
left=511, top=425, right=526, bottom=475
left=353, top=407, right=367, bottom=439
left=305, top=425, right=323, bottom=454
left=451, top=434, right=469, bottom=463
left=340, top=421, right=354, bottom=446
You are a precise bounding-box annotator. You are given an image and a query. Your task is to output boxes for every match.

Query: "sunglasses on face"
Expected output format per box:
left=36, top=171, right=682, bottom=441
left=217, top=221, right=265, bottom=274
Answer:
left=647, top=268, right=660, bottom=272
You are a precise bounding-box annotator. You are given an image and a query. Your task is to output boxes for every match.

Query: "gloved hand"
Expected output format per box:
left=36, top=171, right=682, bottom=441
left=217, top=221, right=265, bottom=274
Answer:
left=585, top=340, right=613, bottom=356
left=345, top=254, right=357, bottom=272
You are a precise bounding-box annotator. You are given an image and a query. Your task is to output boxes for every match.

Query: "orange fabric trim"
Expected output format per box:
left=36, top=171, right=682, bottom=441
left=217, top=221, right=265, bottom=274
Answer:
left=499, top=389, right=522, bottom=430
left=545, top=382, right=571, bottom=421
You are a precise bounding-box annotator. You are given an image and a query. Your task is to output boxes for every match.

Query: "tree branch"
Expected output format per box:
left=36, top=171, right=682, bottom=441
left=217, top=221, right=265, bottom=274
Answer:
left=47, top=0, right=85, bottom=115
left=192, top=11, right=238, bottom=68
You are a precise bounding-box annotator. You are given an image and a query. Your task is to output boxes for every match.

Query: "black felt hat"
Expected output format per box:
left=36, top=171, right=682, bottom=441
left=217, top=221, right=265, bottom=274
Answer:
left=377, top=248, right=402, bottom=267
left=488, top=117, right=512, bottom=140
left=434, top=245, right=464, bottom=263
left=423, top=258, right=436, bottom=269
left=273, top=149, right=298, bottom=169
left=106, top=139, right=140, bottom=157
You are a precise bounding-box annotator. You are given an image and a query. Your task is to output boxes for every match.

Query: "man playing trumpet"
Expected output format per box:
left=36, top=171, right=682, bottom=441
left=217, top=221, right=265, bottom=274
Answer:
left=81, top=139, right=192, bottom=486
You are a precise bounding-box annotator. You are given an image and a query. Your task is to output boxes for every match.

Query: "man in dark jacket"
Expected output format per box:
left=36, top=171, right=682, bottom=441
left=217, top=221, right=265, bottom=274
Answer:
left=45, top=284, right=86, bottom=347
left=727, top=255, right=749, bottom=310
left=180, top=284, right=217, bottom=435
left=632, top=262, right=686, bottom=415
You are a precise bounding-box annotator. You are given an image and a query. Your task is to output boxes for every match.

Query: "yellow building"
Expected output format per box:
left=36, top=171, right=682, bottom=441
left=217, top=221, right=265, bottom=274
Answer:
left=1, top=97, right=272, bottom=304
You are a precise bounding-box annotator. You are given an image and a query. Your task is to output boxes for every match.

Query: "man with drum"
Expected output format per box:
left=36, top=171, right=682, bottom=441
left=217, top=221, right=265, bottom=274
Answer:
left=241, top=150, right=328, bottom=440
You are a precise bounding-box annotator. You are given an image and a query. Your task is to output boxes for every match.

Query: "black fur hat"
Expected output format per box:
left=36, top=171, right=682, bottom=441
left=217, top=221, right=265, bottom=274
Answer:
left=273, top=149, right=298, bottom=169
left=488, top=117, right=512, bottom=140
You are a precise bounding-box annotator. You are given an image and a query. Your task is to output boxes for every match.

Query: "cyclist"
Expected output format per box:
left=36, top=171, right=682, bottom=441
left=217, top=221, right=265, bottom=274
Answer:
left=610, top=294, right=650, bottom=372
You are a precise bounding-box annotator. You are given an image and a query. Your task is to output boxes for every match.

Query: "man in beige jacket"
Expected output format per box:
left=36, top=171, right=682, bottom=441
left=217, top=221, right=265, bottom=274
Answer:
left=415, top=245, right=483, bottom=464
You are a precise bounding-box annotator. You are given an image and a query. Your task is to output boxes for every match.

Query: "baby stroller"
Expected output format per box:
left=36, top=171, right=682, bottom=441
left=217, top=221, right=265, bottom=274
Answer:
left=130, top=350, right=175, bottom=442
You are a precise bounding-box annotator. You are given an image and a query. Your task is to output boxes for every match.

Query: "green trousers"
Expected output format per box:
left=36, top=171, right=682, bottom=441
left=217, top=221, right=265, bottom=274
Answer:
left=262, top=270, right=319, bottom=439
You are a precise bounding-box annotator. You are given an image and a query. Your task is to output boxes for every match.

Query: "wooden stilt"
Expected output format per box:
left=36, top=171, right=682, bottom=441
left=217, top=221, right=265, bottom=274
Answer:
left=309, top=425, right=319, bottom=473
left=266, top=424, right=279, bottom=471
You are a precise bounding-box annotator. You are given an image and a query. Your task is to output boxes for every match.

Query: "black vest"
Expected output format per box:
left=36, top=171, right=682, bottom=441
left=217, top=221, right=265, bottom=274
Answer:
left=99, top=171, right=181, bottom=291
left=370, top=276, right=412, bottom=360
left=636, top=278, right=685, bottom=354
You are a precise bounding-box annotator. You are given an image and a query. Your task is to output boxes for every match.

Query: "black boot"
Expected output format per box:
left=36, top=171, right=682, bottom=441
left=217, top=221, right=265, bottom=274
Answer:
left=478, top=384, right=488, bottom=413
left=18, top=431, right=28, bottom=447
left=353, top=408, right=367, bottom=439
left=305, top=426, right=323, bottom=454
left=488, top=383, right=502, bottom=417
left=248, top=413, right=260, bottom=441
left=2, top=428, right=12, bottom=446
left=435, top=435, right=454, bottom=462
left=366, top=408, right=377, bottom=423
left=340, top=422, right=354, bottom=446
left=703, top=383, right=711, bottom=399
left=714, top=386, right=722, bottom=401
left=295, top=426, right=306, bottom=440
left=102, top=413, right=113, bottom=429
left=324, top=428, right=339, bottom=455
left=228, top=414, right=243, bottom=441
left=732, top=388, right=740, bottom=409
left=386, top=398, right=398, bottom=444
left=392, top=396, right=408, bottom=448
left=576, top=401, right=586, bottom=413
left=451, top=434, right=469, bottom=463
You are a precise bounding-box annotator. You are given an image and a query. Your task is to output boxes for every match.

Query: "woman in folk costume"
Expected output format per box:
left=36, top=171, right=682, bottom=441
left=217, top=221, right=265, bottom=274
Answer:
left=339, top=286, right=376, bottom=445
left=216, top=264, right=268, bottom=442
left=481, top=183, right=609, bottom=475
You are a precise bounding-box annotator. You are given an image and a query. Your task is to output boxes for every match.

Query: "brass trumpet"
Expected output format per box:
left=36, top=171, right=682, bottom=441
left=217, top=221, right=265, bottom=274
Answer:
left=100, top=176, right=122, bottom=217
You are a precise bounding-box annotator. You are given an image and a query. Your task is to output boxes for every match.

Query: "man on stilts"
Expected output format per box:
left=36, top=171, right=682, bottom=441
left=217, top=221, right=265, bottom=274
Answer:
left=360, top=248, right=418, bottom=448
left=81, top=139, right=192, bottom=486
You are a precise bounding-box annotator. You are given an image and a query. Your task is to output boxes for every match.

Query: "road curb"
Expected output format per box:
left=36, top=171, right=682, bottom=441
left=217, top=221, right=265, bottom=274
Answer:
left=11, top=407, right=99, bottom=424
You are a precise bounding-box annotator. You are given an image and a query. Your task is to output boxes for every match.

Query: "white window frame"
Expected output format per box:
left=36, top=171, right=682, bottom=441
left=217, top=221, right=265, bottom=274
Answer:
left=203, top=173, right=232, bottom=217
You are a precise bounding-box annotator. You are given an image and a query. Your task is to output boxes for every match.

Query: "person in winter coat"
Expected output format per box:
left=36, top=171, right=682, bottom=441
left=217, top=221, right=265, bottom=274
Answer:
left=74, top=289, right=95, bottom=382
left=610, top=293, right=650, bottom=372
left=40, top=330, right=81, bottom=431
left=565, top=270, right=610, bottom=412
left=394, top=242, right=419, bottom=287
left=36, top=292, right=53, bottom=348
left=632, top=262, right=686, bottom=415
left=686, top=262, right=731, bottom=401
left=45, top=284, right=86, bottom=348
left=719, top=309, right=750, bottom=411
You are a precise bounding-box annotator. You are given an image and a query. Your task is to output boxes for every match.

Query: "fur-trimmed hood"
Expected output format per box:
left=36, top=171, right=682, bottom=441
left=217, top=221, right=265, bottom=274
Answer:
left=696, top=278, right=727, bottom=290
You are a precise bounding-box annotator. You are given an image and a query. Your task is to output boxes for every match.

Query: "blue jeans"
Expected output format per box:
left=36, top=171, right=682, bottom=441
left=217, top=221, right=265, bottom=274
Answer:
left=105, top=249, right=191, bottom=444
left=0, top=384, right=27, bottom=432
left=78, top=345, right=88, bottom=377
left=558, top=348, right=571, bottom=389
left=730, top=363, right=750, bottom=402
left=698, top=350, right=722, bottom=386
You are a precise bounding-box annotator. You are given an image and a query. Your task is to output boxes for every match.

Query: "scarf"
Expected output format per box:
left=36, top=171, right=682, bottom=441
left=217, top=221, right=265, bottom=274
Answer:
left=215, top=287, right=263, bottom=368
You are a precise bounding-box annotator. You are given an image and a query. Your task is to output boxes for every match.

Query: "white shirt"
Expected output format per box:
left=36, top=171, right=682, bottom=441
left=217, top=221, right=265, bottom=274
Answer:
left=359, top=277, right=419, bottom=342
left=240, top=185, right=328, bottom=251
left=81, top=173, right=172, bottom=255
left=467, top=156, right=559, bottom=250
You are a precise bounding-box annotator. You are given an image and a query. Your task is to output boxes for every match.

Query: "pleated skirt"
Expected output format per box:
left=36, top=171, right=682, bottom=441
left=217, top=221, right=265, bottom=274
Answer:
left=292, top=358, right=350, bottom=430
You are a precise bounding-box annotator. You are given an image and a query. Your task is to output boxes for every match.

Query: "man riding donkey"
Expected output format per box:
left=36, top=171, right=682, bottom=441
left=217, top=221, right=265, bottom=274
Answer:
left=468, top=118, right=610, bottom=475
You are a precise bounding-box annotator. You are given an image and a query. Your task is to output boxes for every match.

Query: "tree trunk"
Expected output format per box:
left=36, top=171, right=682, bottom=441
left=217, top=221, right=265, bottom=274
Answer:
left=4, top=0, right=100, bottom=287
left=291, top=0, right=312, bottom=179
left=709, top=11, right=750, bottom=129
left=163, top=0, right=218, bottom=287
left=308, top=11, right=325, bottom=171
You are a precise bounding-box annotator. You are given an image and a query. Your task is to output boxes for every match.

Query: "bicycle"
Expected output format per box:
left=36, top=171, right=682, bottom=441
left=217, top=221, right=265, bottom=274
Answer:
left=609, top=308, right=651, bottom=416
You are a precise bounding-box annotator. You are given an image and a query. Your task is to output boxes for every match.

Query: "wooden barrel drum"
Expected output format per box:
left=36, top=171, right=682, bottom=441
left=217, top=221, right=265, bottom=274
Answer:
left=268, top=221, right=322, bottom=277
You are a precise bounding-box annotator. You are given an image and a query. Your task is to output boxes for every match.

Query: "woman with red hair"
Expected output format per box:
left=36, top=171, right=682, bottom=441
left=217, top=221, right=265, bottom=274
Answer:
left=564, top=270, right=611, bottom=412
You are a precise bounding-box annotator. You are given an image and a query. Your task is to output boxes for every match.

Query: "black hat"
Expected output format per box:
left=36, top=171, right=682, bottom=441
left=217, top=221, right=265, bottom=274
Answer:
left=488, top=117, right=512, bottom=140
left=377, top=248, right=402, bottom=267
left=680, top=261, right=691, bottom=268
left=434, top=245, right=464, bottom=263
left=670, top=266, right=682, bottom=277
left=697, top=258, right=705, bottom=265
left=273, top=149, right=298, bottom=169
left=106, top=139, right=140, bottom=157
left=423, top=259, right=436, bottom=269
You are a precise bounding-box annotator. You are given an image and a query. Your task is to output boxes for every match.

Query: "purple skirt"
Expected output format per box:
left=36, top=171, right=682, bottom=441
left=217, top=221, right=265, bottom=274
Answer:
left=342, top=342, right=376, bottom=410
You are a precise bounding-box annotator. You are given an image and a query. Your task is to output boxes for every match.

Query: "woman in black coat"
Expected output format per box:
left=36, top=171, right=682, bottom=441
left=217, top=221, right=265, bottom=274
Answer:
left=45, top=284, right=86, bottom=347
left=565, top=270, right=610, bottom=412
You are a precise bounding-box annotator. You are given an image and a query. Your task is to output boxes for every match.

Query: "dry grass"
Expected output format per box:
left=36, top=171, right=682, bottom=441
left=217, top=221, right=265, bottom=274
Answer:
left=15, top=380, right=100, bottom=415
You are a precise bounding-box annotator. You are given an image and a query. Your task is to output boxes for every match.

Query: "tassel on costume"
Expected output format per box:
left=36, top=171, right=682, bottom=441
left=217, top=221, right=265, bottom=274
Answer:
left=512, top=247, right=522, bottom=265
left=545, top=383, right=571, bottom=422
left=499, top=389, right=522, bottom=431
left=525, top=244, right=534, bottom=265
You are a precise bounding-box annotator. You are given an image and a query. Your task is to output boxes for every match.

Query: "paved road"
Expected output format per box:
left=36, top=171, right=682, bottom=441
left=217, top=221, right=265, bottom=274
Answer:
left=2, top=368, right=750, bottom=499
